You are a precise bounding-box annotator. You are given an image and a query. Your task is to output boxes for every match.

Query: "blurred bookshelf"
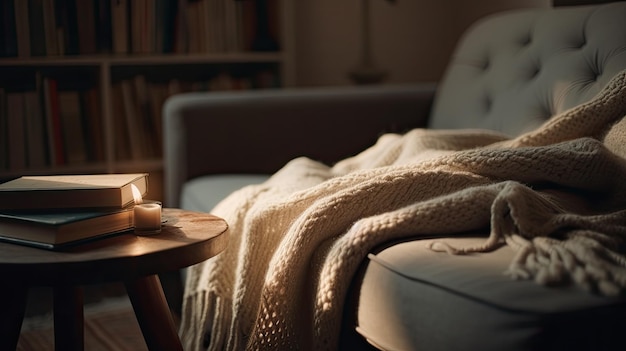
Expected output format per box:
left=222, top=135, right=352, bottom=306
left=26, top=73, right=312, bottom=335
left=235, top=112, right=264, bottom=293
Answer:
left=0, top=0, right=295, bottom=201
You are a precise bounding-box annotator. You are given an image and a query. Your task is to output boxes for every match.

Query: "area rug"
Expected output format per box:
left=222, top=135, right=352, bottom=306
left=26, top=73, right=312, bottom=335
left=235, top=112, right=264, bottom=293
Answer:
left=17, top=296, right=148, bottom=351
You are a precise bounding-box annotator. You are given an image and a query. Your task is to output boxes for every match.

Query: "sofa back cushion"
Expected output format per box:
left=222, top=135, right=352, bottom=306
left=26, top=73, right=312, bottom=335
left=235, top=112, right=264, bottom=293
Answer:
left=428, top=2, right=626, bottom=136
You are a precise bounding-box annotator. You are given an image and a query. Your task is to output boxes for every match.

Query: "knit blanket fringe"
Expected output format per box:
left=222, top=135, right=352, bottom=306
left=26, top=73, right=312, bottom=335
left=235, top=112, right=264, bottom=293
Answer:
left=181, top=70, right=626, bottom=350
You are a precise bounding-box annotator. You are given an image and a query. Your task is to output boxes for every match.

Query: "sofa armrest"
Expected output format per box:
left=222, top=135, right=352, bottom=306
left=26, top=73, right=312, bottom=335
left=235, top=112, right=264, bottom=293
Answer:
left=163, top=83, right=436, bottom=207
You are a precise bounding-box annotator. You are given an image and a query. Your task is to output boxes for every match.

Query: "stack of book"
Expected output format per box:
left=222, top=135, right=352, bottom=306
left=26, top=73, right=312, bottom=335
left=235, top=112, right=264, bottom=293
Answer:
left=0, top=173, right=149, bottom=250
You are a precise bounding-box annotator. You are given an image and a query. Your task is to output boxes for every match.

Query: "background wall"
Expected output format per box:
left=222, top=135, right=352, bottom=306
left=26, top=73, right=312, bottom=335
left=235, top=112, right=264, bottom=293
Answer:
left=293, top=0, right=551, bottom=87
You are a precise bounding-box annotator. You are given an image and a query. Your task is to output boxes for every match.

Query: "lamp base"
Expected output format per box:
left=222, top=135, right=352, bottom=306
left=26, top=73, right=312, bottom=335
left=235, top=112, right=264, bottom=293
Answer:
left=349, top=65, right=387, bottom=85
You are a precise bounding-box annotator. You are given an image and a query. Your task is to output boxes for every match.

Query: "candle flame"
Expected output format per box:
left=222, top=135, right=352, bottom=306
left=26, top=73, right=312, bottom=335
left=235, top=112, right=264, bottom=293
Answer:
left=131, top=184, right=143, bottom=204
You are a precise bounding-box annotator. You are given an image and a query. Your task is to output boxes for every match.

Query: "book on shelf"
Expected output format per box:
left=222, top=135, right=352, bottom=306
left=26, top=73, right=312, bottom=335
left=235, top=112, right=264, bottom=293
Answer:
left=132, top=75, right=161, bottom=159
left=13, top=0, right=31, bottom=57
left=75, top=0, right=98, bottom=55
left=83, top=88, right=106, bottom=162
left=120, top=79, right=146, bottom=160
left=0, top=173, right=148, bottom=210
left=0, top=205, right=135, bottom=250
left=111, top=83, right=132, bottom=160
left=96, top=0, right=113, bottom=53
left=43, top=77, right=65, bottom=166
left=111, top=0, right=129, bottom=54
left=0, top=1, right=18, bottom=57
left=23, top=90, right=47, bottom=168
left=28, top=0, right=47, bottom=57
left=42, top=0, right=59, bottom=56
left=0, top=0, right=282, bottom=58
left=0, top=89, right=7, bottom=170
left=6, top=92, right=27, bottom=170
left=55, top=0, right=80, bottom=55
left=57, top=89, right=87, bottom=164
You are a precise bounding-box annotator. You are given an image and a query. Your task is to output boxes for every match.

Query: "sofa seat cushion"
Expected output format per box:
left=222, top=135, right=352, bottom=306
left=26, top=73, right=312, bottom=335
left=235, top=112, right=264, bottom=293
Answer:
left=357, top=236, right=626, bottom=351
left=181, top=174, right=270, bottom=212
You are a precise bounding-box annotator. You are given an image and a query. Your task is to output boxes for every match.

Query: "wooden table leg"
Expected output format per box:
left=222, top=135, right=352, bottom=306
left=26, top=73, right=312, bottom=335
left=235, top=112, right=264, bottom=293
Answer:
left=125, top=274, right=183, bottom=351
left=53, top=285, right=84, bottom=351
left=0, top=285, right=27, bottom=350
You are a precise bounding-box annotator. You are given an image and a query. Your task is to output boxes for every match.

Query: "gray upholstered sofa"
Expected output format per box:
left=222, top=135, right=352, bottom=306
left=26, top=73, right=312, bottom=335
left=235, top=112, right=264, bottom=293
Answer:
left=164, top=2, right=626, bottom=350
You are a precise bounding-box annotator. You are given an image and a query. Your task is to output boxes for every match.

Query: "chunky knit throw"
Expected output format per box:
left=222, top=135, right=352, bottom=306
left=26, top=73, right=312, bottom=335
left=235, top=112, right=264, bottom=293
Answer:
left=180, top=70, right=626, bottom=351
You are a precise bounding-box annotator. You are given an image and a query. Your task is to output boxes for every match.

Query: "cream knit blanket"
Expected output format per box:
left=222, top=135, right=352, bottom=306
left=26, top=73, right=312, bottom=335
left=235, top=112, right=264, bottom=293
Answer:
left=181, top=70, right=626, bottom=351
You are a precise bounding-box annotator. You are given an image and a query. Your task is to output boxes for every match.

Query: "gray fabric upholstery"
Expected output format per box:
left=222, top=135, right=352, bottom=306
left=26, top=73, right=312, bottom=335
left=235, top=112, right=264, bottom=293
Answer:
left=163, top=2, right=626, bottom=350
left=163, top=84, right=436, bottom=208
left=180, top=174, right=269, bottom=212
left=354, top=4, right=626, bottom=349
left=357, top=236, right=626, bottom=351
left=430, top=2, right=626, bottom=135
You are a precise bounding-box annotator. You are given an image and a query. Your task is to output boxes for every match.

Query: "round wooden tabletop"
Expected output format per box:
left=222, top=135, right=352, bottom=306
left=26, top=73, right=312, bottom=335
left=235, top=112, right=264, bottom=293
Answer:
left=0, top=208, right=229, bottom=285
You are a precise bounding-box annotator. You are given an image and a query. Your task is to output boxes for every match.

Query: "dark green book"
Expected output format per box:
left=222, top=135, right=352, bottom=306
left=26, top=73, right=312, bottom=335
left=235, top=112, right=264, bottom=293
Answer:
left=0, top=206, right=134, bottom=250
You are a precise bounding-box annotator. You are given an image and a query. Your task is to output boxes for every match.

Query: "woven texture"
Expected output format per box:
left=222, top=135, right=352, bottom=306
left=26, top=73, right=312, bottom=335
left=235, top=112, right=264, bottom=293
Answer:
left=181, top=70, right=626, bottom=351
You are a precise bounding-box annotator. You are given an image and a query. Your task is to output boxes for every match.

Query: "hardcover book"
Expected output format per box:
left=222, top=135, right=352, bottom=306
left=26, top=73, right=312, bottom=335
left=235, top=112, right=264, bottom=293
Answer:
left=0, top=206, right=135, bottom=249
left=0, top=173, right=148, bottom=210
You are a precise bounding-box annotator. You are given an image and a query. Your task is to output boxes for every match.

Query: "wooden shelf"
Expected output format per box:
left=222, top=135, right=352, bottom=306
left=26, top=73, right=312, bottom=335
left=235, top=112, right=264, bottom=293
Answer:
left=0, top=0, right=295, bottom=201
left=0, top=52, right=289, bottom=66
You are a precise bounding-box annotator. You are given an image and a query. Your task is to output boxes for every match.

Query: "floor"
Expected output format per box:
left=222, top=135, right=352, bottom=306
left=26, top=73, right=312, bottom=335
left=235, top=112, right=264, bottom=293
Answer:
left=21, top=278, right=184, bottom=349
left=25, top=282, right=128, bottom=318
left=24, top=272, right=184, bottom=318
left=19, top=293, right=148, bottom=351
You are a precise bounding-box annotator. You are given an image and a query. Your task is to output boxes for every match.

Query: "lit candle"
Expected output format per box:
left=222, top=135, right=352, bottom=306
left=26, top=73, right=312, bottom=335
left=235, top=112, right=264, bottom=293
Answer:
left=134, top=202, right=162, bottom=235
left=131, top=184, right=161, bottom=235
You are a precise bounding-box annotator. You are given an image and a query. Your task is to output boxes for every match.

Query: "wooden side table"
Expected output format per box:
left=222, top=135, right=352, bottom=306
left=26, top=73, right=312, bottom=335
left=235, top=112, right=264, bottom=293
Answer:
left=0, top=208, right=228, bottom=351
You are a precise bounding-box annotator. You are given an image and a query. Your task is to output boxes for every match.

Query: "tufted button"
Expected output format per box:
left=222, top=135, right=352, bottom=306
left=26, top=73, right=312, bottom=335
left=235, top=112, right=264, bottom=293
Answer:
left=481, top=59, right=490, bottom=71
left=593, top=65, right=602, bottom=80
left=585, top=54, right=603, bottom=79
left=592, top=72, right=600, bottom=81
left=523, top=58, right=540, bottom=80
left=575, top=30, right=587, bottom=49
left=483, top=95, right=492, bottom=112
left=530, top=64, right=540, bottom=79
left=546, top=101, right=556, bottom=118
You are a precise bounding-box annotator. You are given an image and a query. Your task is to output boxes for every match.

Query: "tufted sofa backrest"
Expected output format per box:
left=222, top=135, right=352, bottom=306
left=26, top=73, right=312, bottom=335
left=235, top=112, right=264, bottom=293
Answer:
left=428, top=2, right=626, bottom=136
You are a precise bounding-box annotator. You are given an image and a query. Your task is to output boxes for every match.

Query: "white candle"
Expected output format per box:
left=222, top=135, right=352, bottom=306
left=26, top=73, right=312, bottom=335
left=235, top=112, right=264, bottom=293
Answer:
left=134, top=202, right=162, bottom=235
